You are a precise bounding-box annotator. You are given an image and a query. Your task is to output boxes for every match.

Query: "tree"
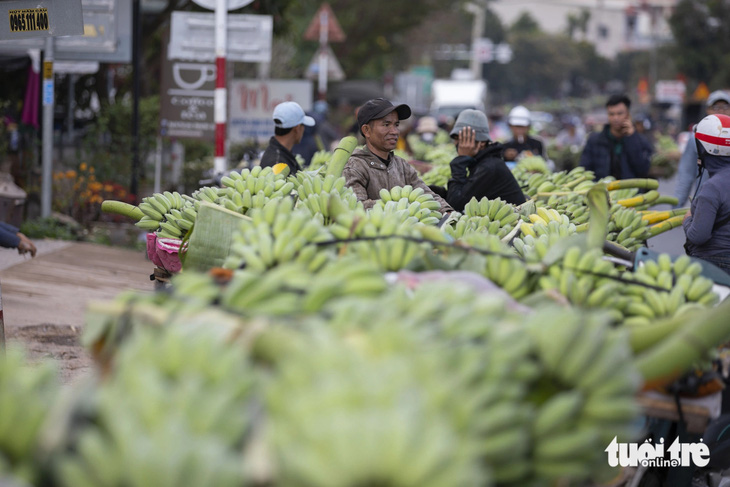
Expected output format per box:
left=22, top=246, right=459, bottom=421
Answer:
left=669, top=0, right=730, bottom=88
left=509, top=12, right=540, bottom=34
left=282, top=0, right=454, bottom=80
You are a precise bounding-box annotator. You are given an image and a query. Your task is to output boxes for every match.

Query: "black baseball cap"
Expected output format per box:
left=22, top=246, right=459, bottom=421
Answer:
left=357, top=98, right=411, bottom=136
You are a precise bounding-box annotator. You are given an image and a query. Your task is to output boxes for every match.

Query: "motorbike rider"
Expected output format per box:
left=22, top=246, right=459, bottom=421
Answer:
left=682, top=113, right=730, bottom=275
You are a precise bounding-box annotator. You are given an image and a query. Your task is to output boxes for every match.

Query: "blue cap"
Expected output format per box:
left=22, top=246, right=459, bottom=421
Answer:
left=272, top=102, right=315, bottom=129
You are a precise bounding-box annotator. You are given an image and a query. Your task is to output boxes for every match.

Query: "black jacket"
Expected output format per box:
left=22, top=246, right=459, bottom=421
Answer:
left=502, top=136, right=545, bottom=161
left=260, top=137, right=301, bottom=174
left=446, top=143, right=526, bottom=212
left=579, top=125, right=653, bottom=180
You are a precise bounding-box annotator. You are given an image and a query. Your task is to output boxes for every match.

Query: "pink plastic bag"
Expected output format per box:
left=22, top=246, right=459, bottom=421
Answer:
left=146, top=233, right=183, bottom=273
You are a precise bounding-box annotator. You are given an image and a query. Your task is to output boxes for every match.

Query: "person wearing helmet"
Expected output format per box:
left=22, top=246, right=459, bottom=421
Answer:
left=674, top=90, right=730, bottom=208
left=682, top=113, right=730, bottom=274
left=502, top=105, right=547, bottom=168
left=445, top=109, right=526, bottom=212
left=343, top=98, right=453, bottom=212
left=579, top=94, right=653, bottom=180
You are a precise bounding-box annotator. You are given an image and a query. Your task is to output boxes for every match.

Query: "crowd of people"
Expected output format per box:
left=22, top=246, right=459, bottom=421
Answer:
left=255, top=88, right=730, bottom=275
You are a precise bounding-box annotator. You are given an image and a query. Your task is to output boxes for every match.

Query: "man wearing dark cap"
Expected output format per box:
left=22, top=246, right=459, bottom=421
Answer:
left=446, top=109, right=526, bottom=212
left=343, top=98, right=453, bottom=212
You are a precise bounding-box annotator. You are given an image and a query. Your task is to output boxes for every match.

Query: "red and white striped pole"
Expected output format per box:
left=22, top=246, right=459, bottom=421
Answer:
left=214, top=0, right=227, bottom=175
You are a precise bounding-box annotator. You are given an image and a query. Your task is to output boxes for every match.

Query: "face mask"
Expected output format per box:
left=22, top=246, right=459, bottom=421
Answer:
left=421, top=133, right=435, bottom=143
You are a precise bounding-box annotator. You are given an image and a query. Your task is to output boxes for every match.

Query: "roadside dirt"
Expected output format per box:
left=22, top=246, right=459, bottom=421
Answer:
left=1, top=241, right=155, bottom=383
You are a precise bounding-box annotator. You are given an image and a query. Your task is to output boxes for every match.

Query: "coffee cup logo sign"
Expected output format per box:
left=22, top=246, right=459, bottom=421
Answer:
left=160, top=59, right=216, bottom=140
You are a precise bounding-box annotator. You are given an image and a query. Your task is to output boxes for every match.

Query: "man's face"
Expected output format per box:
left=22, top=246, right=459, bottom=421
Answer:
left=607, top=103, right=630, bottom=132
left=708, top=101, right=730, bottom=116
left=295, top=124, right=305, bottom=144
left=364, top=111, right=400, bottom=153
left=510, top=125, right=529, bottom=139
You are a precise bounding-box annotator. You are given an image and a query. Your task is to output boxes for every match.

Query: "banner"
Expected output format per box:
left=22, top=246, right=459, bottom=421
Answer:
left=229, top=79, right=312, bottom=143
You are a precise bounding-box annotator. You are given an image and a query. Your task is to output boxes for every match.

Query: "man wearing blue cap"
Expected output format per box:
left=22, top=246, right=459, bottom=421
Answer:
left=260, top=101, right=315, bottom=175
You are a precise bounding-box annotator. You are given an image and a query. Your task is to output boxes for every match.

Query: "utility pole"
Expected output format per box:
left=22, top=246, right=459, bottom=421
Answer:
left=465, top=2, right=485, bottom=80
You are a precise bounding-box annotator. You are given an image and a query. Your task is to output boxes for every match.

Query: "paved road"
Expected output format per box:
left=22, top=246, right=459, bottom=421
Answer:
left=0, top=241, right=154, bottom=382
left=644, top=175, right=686, bottom=257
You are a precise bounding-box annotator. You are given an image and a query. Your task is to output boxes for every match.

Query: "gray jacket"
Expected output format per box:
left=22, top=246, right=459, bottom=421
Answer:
left=343, top=146, right=453, bottom=213
left=683, top=154, right=730, bottom=258
left=674, top=136, right=707, bottom=208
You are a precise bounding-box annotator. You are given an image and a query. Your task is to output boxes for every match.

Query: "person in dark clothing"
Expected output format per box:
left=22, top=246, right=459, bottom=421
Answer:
left=502, top=105, right=546, bottom=168
left=579, top=94, right=653, bottom=180
left=260, top=101, right=315, bottom=175
left=682, top=113, right=730, bottom=275
left=446, top=109, right=526, bottom=212
left=0, top=222, right=36, bottom=257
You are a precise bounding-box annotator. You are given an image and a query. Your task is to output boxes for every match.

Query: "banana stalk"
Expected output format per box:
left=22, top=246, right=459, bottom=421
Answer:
left=606, top=179, right=659, bottom=191
left=641, top=208, right=689, bottom=225
left=616, top=190, right=660, bottom=208
left=101, top=200, right=144, bottom=221
left=647, top=215, right=684, bottom=238
left=325, top=136, right=358, bottom=178
left=626, top=314, right=688, bottom=353
left=652, top=195, right=680, bottom=206
left=586, top=183, right=610, bottom=249
left=635, top=298, right=730, bottom=386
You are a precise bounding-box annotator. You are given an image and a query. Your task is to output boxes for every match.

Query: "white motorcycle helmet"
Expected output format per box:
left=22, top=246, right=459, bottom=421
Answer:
left=695, top=113, right=730, bottom=157
left=508, top=106, right=531, bottom=127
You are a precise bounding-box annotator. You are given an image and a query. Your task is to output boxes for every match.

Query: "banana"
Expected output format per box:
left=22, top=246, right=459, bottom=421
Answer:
left=159, top=221, right=182, bottom=238
left=533, top=390, right=584, bottom=438
left=534, top=428, right=600, bottom=461
left=379, top=188, right=392, bottom=202
left=135, top=218, right=161, bottom=230
left=558, top=318, right=606, bottom=383
left=408, top=187, right=424, bottom=202
left=581, top=395, right=640, bottom=423
left=138, top=202, right=164, bottom=221
left=482, top=429, right=529, bottom=462
left=687, top=276, right=714, bottom=301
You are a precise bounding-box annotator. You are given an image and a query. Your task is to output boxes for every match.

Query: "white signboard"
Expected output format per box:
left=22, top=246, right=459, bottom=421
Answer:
left=229, top=79, right=313, bottom=142
left=656, top=80, right=686, bottom=104
left=168, top=12, right=272, bottom=63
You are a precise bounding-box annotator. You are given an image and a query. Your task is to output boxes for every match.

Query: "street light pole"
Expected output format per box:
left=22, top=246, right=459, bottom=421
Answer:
left=465, top=2, right=485, bottom=80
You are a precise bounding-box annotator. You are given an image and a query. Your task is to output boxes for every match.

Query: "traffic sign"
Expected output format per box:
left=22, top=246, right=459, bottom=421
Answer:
left=191, top=0, right=253, bottom=11
left=305, top=44, right=345, bottom=81
left=168, top=12, right=272, bottom=63
left=303, top=3, right=345, bottom=43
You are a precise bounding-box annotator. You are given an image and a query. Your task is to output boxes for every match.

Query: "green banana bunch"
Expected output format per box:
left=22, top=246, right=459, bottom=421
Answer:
left=606, top=205, right=649, bottom=251
left=0, top=347, right=59, bottom=485
left=537, top=246, right=622, bottom=319
left=292, top=172, right=363, bottom=224
left=375, top=185, right=442, bottom=225
left=513, top=166, right=595, bottom=197
left=420, top=163, right=452, bottom=187
left=216, top=167, right=295, bottom=215
left=224, top=197, right=333, bottom=272
left=58, top=326, right=252, bottom=487
left=444, top=197, right=520, bottom=239
left=458, top=233, right=534, bottom=299
left=330, top=205, right=425, bottom=271
left=136, top=191, right=192, bottom=237
left=619, top=254, right=718, bottom=325
left=527, top=308, right=641, bottom=483
left=266, top=332, right=486, bottom=487
left=308, top=149, right=333, bottom=171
